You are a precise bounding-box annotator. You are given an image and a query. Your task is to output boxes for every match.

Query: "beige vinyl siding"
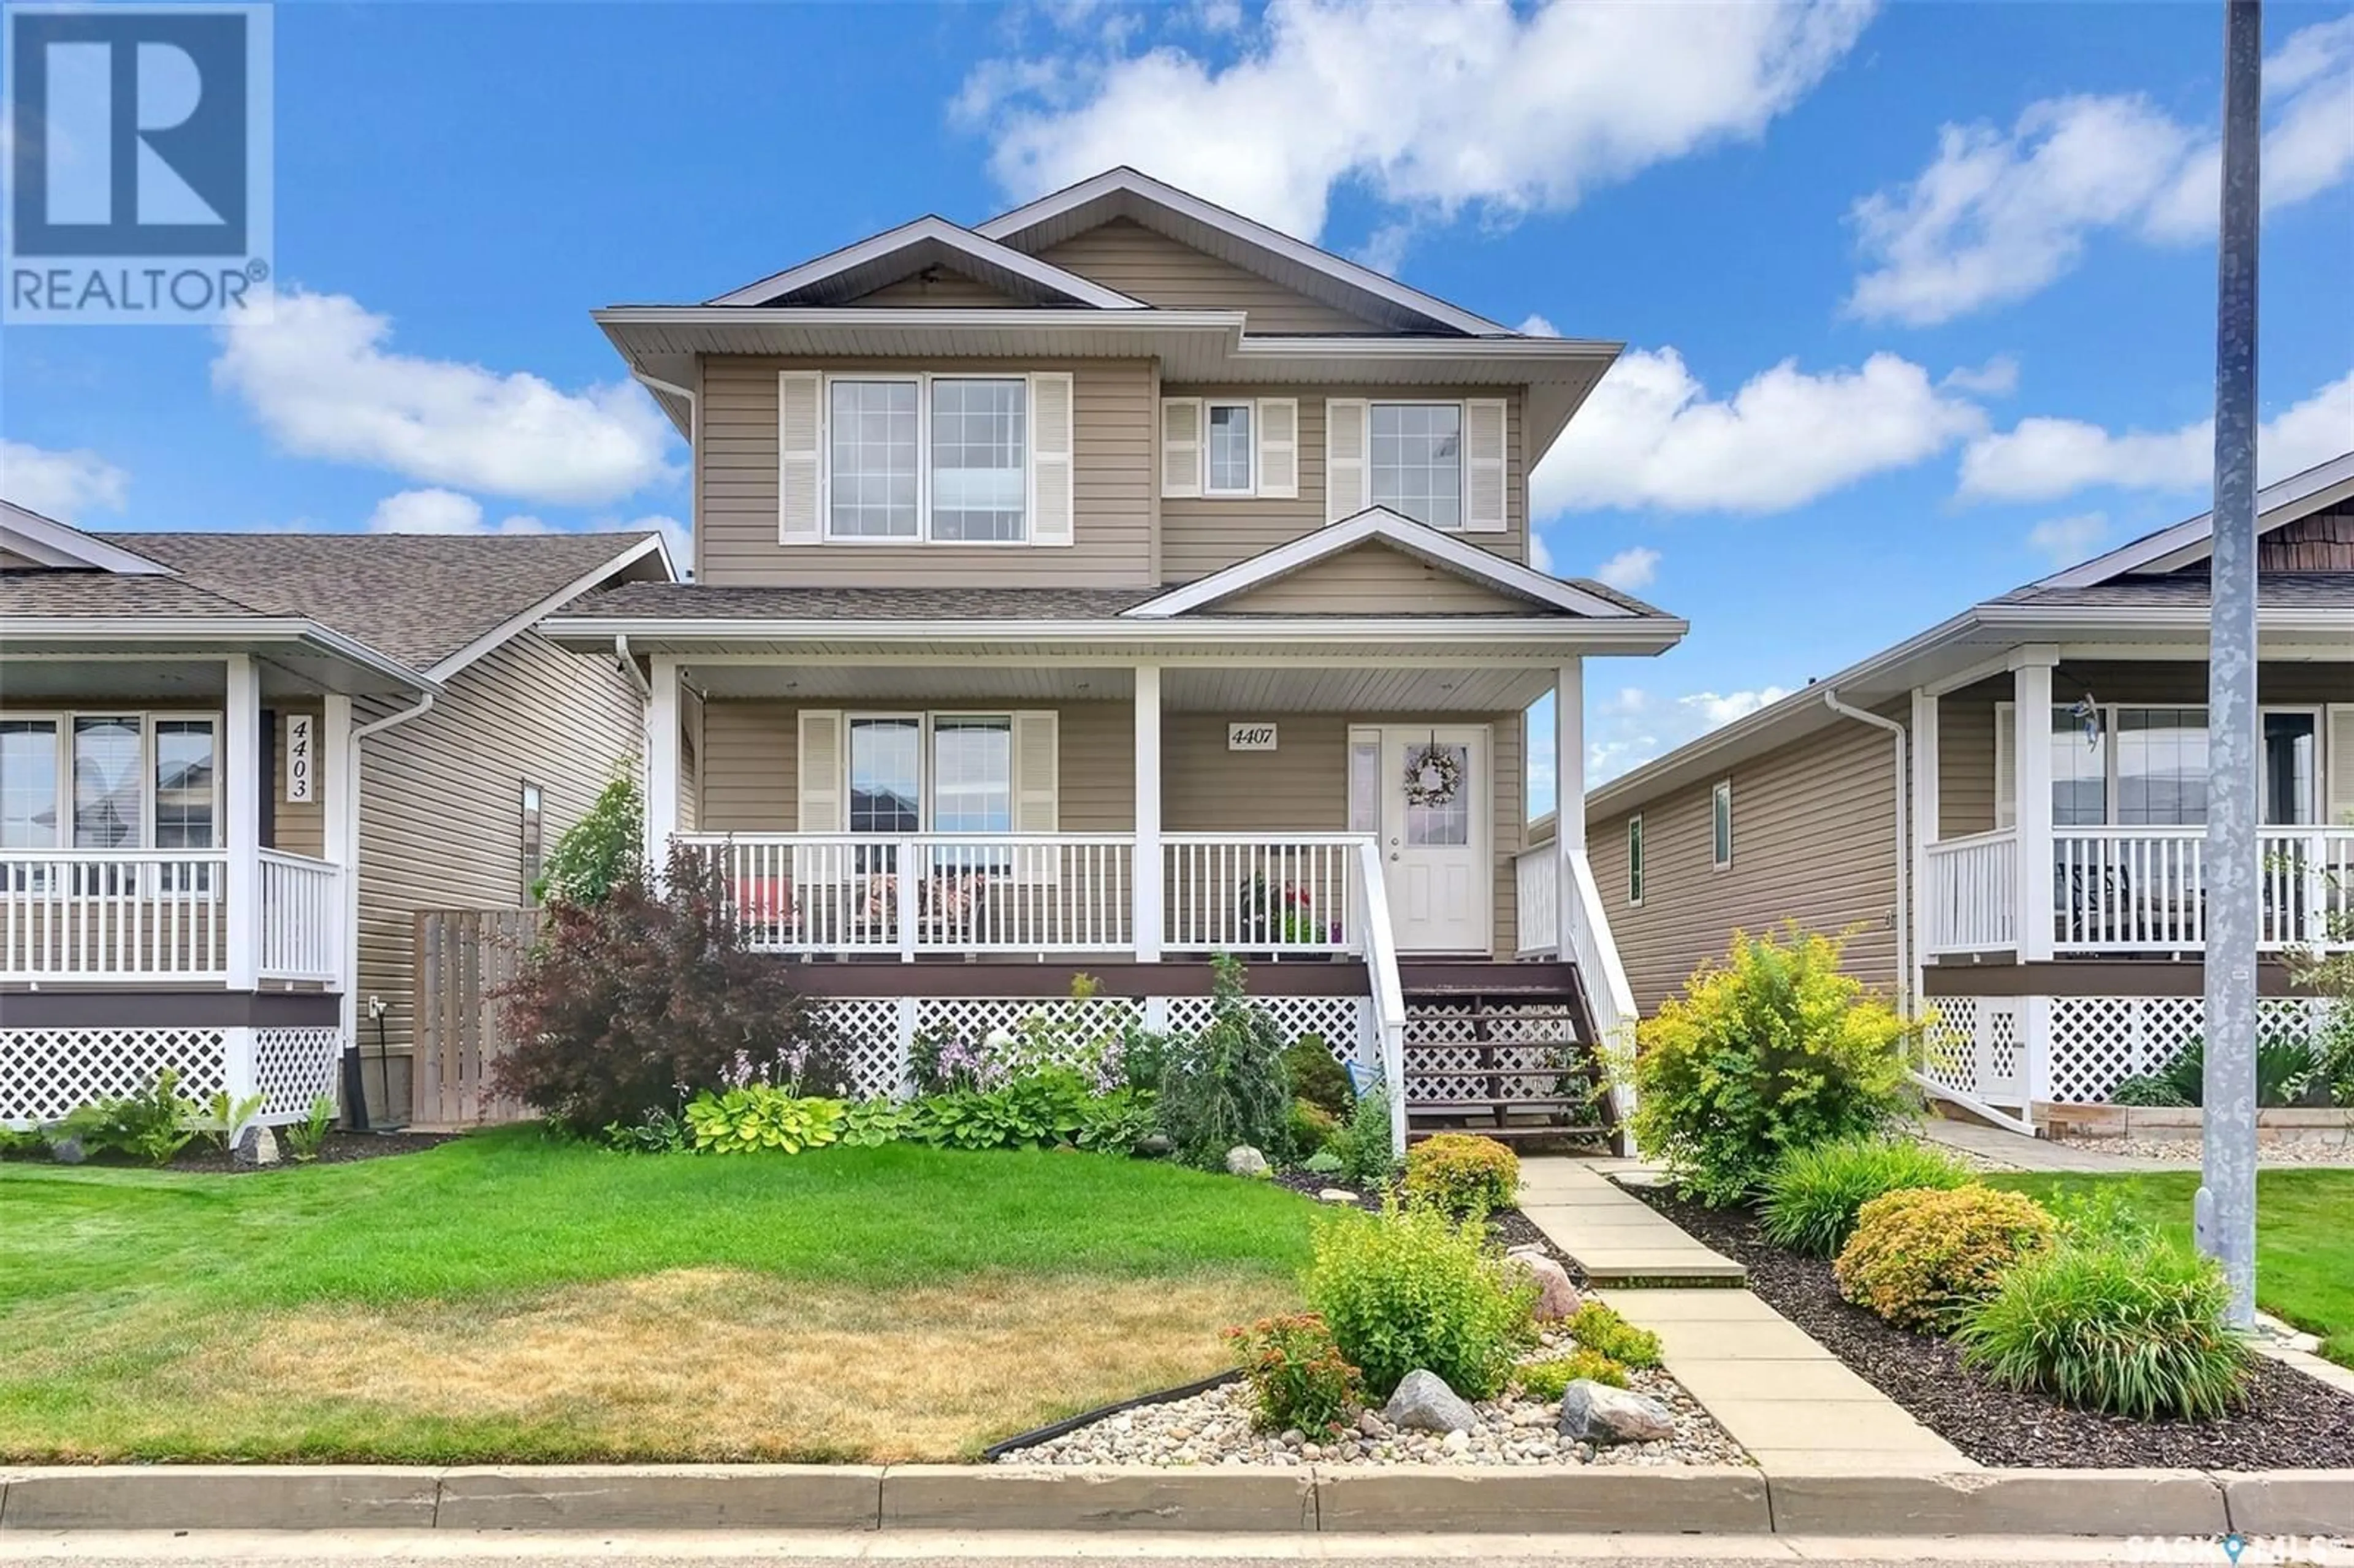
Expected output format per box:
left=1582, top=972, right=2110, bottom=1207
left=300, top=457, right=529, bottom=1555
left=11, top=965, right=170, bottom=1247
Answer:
left=676, top=687, right=702, bottom=835
left=0, top=548, right=44, bottom=569
left=698, top=356, right=1156, bottom=588
left=268, top=704, right=324, bottom=856
left=1035, top=218, right=1380, bottom=334
left=1590, top=718, right=1902, bottom=1014
left=1160, top=386, right=1528, bottom=580
left=1220, top=541, right=1539, bottom=615
left=848, top=270, right=1032, bottom=308
left=1940, top=683, right=2001, bottom=839
left=354, top=632, right=642, bottom=1118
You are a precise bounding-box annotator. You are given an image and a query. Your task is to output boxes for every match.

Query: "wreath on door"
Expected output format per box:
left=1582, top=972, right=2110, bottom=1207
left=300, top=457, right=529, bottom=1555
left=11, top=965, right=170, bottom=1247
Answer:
left=1403, top=738, right=1462, bottom=808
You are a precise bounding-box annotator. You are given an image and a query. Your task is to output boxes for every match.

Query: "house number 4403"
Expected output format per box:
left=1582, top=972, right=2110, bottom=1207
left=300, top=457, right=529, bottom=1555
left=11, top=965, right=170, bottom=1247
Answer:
left=1227, top=723, right=1278, bottom=752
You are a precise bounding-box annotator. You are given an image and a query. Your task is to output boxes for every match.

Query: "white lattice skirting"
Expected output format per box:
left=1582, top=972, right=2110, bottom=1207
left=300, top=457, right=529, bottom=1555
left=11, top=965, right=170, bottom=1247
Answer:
left=2, top=1024, right=345, bottom=1128
left=2048, top=995, right=2331, bottom=1105
left=1403, top=1001, right=1582, bottom=1105
left=1922, top=997, right=2029, bottom=1108
left=817, top=995, right=1374, bottom=1101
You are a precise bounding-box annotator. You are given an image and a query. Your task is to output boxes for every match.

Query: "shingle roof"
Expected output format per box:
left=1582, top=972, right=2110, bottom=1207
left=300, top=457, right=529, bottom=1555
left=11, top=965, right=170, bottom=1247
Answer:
left=563, top=582, right=1161, bottom=620
left=85, top=531, right=662, bottom=668
left=1994, top=571, right=2354, bottom=609
left=0, top=572, right=265, bottom=622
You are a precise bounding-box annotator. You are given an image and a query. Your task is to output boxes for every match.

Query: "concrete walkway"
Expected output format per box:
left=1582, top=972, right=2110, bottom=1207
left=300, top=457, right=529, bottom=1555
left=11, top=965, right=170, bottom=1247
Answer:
left=1515, top=1159, right=1744, bottom=1285
left=1918, top=1119, right=2171, bottom=1172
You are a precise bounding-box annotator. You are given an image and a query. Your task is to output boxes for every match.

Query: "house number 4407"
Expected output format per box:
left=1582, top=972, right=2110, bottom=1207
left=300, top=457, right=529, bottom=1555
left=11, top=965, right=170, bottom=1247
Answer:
left=1227, top=723, right=1278, bottom=751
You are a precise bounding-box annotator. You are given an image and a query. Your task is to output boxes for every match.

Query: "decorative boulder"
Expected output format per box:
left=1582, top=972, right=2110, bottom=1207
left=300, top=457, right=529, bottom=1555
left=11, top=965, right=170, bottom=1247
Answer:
left=1557, top=1379, right=1674, bottom=1444
left=1317, top=1187, right=1359, bottom=1204
left=1382, top=1368, right=1477, bottom=1435
left=1506, top=1246, right=1583, bottom=1321
left=232, top=1124, right=281, bottom=1168
left=1225, top=1144, right=1270, bottom=1178
left=47, top=1134, right=85, bottom=1166
left=1133, top=1133, right=1175, bottom=1159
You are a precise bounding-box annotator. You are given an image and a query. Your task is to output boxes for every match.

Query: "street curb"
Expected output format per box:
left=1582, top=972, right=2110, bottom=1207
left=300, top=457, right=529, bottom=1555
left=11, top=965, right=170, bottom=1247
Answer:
left=0, top=1461, right=2341, bottom=1536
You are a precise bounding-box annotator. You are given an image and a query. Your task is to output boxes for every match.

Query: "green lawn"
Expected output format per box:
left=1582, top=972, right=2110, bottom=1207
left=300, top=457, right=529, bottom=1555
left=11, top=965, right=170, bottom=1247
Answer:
left=1989, top=1168, right=2354, bottom=1369
left=0, top=1127, right=1315, bottom=1463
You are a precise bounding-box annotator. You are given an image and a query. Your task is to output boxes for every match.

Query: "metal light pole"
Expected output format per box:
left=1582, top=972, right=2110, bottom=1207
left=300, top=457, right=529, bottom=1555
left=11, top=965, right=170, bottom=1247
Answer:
left=2196, top=0, right=2262, bottom=1326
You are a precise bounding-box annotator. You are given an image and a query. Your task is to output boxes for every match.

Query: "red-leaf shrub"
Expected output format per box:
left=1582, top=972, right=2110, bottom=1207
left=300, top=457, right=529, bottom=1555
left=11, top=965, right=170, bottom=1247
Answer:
left=492, top=844, right=844, bottom=1135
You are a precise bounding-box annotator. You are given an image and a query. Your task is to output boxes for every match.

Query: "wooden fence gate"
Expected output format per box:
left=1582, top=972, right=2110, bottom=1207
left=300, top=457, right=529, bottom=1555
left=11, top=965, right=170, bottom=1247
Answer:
left=413, top=907, right=537, bottom=1127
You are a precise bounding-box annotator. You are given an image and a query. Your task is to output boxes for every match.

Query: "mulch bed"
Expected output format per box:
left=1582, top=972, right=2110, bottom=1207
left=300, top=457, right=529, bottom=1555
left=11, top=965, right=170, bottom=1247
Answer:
left=25, top=1130, right=462, bottom=1176
left=1628, top=1182, right=2354, bottom=1470
left=1269, top=1171, right=1586, bottom=1282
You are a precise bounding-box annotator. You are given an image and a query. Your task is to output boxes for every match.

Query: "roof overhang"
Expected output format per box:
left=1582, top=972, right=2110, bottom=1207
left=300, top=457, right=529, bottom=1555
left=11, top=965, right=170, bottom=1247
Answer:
left=0, top=617, right=435, bottom=697
left=708, top=216, right=1148, bottom=311
left=422, top=533, right=674, bottom=683
left=1128, top=506, right=1644, bottom=621
left=2, top=500, right=173, bottom=574
left=592, top=307, right=1620, bottom=457
left=2032, top=450, right=2354, bottom=588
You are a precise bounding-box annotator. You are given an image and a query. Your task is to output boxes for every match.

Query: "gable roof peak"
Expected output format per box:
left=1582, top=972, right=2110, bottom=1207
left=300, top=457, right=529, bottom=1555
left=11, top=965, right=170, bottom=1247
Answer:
left=707, top=213, right=1147, bottom=311
left=2027, top=447, right=2354, bottom=590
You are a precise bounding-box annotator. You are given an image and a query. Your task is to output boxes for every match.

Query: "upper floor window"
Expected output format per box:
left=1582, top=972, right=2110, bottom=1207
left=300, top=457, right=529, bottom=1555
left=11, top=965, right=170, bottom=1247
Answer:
left=790, top=371, right=1070, bottom=547
left=1206, top=402, right=1254, bottom=495
left=829, top=379, right=921, bottom=539
left=1371, top=402, right=1462, bottom=530
left=930, top=379, right=1026, bottom=542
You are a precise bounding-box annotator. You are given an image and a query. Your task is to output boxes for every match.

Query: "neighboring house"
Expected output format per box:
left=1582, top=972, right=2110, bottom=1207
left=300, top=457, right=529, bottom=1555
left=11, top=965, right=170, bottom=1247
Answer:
left=543, top=167, right=1688, bottom=1143
left=1586, top=454, right=2354, bottom=1128
left=0, top=502, right=670, bottom=1128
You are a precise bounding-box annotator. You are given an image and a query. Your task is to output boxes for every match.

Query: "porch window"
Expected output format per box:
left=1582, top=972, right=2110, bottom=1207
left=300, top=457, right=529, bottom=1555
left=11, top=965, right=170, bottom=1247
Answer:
left=2050, top=706, right=2107, bottom=826
left=929, top=379, right=1026, bottom=542
left=847, top=718, right=923, bottom=835
left=0, top=713, right=219, bottom=851
left=828, top=379, right=921, bottom=539
left=151, top=721, right=218, bottom=851
left=73, top=717, right=144, bottom=848
left=1626, top=815, right=1644, bottom=905
left=1371, top=403, right=1463, bottom=530
left=2116, top=707, right=2207, bottom=826
left=1206, top=402, right=1254, bottom=495
left=2263, top=712, right=2318, bottom=824
left=931, top=717, right=1013, bottom=834
left=1710, top=781, right=1732, bottom=870
left=1, top=720, right=59, bottom=847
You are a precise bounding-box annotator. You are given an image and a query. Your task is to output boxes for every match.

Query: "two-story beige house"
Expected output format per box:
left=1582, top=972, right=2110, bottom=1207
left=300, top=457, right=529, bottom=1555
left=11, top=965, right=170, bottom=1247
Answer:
left=546, top=168, right=1688, bottom=1144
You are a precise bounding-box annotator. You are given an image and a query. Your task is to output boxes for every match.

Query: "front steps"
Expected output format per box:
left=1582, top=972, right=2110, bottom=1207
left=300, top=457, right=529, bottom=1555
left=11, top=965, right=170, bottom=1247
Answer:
left=1398, top=962, right=1615, bottom=1148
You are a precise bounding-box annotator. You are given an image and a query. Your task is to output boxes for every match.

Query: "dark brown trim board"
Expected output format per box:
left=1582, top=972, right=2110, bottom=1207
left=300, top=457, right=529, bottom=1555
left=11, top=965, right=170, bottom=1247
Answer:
left=1924, top=960, right=2315, bottom=998
left=0, top=989, right=344, bottom=1029
left=771, top=957, right=1373, bottom=999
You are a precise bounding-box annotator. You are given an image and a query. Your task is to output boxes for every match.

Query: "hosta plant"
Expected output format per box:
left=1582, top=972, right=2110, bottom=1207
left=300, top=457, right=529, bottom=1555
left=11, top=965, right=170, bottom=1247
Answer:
left=684, top=1086, right=847, bottom=1154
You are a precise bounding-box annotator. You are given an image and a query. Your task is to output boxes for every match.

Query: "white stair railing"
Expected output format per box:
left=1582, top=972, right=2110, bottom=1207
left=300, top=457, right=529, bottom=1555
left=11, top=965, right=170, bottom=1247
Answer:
left=1350, top=837, right=1410, bottom=1157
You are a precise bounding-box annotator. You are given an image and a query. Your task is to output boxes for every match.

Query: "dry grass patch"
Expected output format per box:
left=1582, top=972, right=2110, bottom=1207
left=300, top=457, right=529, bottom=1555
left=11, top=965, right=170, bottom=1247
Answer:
left=207, top=1266, right=1296, bottom=1461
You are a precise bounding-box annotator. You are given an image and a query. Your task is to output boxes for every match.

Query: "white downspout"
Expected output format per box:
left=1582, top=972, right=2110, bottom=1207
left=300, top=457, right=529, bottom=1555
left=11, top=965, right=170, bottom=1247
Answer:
left=1821, top=689, right=1910, bottom=1014
left=343, top=690, right=436, bottom=1123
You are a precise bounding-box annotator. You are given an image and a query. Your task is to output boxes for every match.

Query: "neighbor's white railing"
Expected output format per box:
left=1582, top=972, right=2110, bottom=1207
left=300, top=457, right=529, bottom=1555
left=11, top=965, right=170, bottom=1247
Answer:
left=256, top=849, right=343, bottom=983
left=2052, top=828, right=2206, bottom=952
left=1, top=850, right=230, bottom=981
left=1514, top=843, right=1558, bottom=957
left=1162, top=832, right=1365, bottom=956
left=1924, top=828, right=2019, bottom=954
left=2260, top=827, right=2353, bottom=951
left=677, top=832, right=1137, bottom=957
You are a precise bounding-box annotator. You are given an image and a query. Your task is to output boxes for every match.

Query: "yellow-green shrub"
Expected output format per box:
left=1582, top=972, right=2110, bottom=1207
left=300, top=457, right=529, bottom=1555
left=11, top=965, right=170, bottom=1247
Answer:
left=1402, top=1133, right=1520, bottom=1215
left=1514, top=1347, right=1627, bottom=1399
left=1631, top=926, right=1921, bottom=1205
left=1834, top=1186, right=2056, bottom=1331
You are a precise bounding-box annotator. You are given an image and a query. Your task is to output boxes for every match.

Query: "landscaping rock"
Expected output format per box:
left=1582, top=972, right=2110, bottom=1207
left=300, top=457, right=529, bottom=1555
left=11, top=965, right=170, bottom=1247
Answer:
left=232, top=1124, right=280, bottom=1168
left=1317, top=1187, right=1358, bottom=1204
left=1383, top=1369, right=1477, bottom=1435
left=1133, top=1134, right=1175, bottom=1159
left=1558, top=1380, right=1675, bottom=1445
left=48, top=1134, right=84, bottom=1165
left=1506, top=1247, right=1582, bottom=1320
left=1225, top=1145, right=1270, bottom=1178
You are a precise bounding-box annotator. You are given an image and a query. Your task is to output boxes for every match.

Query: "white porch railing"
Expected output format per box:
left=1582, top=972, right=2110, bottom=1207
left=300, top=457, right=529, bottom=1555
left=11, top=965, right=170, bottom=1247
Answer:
left=0, top=848, right=344, bottom=985
left=1924, top=826, right=2354, bottom=955
left=1514, top=843, right=1558, bottom=957
left=1924, top=829, right=2018, bottom=954
left=1162, top=833, right=1363, bottom=956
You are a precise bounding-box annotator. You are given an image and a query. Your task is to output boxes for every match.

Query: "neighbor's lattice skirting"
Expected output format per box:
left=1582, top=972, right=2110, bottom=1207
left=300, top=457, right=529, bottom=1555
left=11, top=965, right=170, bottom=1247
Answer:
left=815, top=995, right=1374, bottom=1101
left=1922, top=996, right=2029, bottom=1108
left=2, top=1024, right=346, bottom=1128
left=2046, top=995, right=2331, bottom=1104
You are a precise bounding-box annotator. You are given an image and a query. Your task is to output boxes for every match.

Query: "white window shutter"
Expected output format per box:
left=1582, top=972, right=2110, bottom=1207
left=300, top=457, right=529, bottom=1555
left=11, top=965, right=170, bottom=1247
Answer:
left=1029, top=372, right=1075, bottom=547
left=1160, top=397, right=1202, bottom=498
left=2327, top=705, right=2354, bottom=825
left=1256, top=398, right=1298, bottom=500
left=1994, top=703, right=2016, bottom=831
left=1325, top=398, right=1368, bottom=522
left=777, top=372, right=825, bottom=545
left=1013, top=710, right=1061, bottom=885
left=1464, top=397, right=1508, bottom=533
left=797, top=709, right=844, bottom=832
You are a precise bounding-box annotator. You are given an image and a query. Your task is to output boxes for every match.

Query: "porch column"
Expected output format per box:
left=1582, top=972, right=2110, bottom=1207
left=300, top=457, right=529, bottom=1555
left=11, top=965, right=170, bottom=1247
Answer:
left=645, top=655, right=682, bottom=866
left=2010, top=647, right=2056, bottom=962
left=1133, top=663, right=1163, bottom=962
left=1553, top=661, right=1583, bottom=962
left=224, top=654, right=261, bottom=990
left=322, top=695, right=356, bottom=1055
left=1908, top=687, right=1938, bottom=1014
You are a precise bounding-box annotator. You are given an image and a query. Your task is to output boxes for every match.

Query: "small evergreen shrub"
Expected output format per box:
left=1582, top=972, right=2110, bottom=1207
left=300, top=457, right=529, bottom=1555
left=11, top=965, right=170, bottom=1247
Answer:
left=1514, top=1347, right=1628, bottom=1400
left=1834, top=1186, right=2056, bottom=1331
left=1564, top=1301, right=1662, bottom=1368
left=1632, top=926, right=1921, bottom=1206
left=1284, top=1037, right=1355, bottom=1117
left=1758, top=1136, right=1974, bottom=1257
left=1157, top=956, right=1292, bottom=1168
left=1225, top=1312, right=1363, bottom=1436
left=1956, top=1235, right=2252, bottom=1420
left=1303, top=1149, right=1345, bottom=1176
left=1401, top=1133, right=1520, bottom=1216
left=1306, top=1199, right=1539, bottom=1399
left=2107, top=1072, right=2190, bottom=1108
left=1330, top=1087, right=1399, bottom=1186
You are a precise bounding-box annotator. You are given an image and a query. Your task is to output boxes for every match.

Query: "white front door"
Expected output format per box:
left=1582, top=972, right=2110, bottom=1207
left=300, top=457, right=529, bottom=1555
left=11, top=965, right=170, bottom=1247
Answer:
left=1364, top=725, right=1490, bottom=954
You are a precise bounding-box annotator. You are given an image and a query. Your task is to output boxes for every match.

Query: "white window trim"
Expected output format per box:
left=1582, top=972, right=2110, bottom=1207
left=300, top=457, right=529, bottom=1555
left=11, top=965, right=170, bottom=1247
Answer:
left=1710, top=780, right=1733, bottom=871
left=844, top=710, right=1018, bottom=832
left=821, top=373, right=1037, bottom=547
left=1996, top=701, right=2325, bottom=828
left=1369, top=398, right=1468, bottom=533
left=1202, top=399, right=1257, bottom=498
left=0, top=710, right=224, bottom=851
left=1626, top=813, right=1645, bottom=907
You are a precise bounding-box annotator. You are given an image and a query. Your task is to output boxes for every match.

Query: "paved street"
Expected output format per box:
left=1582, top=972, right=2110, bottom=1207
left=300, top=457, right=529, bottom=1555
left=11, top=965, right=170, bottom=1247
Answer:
left=0, top=1531, right=2337, bottom=1567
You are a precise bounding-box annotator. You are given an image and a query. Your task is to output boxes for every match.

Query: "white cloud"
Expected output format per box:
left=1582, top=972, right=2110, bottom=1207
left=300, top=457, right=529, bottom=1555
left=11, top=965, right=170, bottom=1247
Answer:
left=1526, top=529, right=1553, bottom=574
left=1593, top=546, right=1661, bottom=591
left=1848, top=17, right=2354, bottom=324
left=1941, top=354, right=2019, bottom=397
left=607, top=511, right=692, bottom=577
left=1532, top=346, right=1984, bottom=516
left=1519, top=313, right=1560, bottom=338
left=2026, top=512, right=2108, bottom=565
left=0, top=440, right=129, bottom=523
left=962, top=0, right=1873, bottom=246
left=214, top=291, right=676, bottom=507
left=365, top=488, right=551, bottom=536
left=1587, top=683, right=1794, bottom=785
left=1959, top=370, right=2354, bottom=502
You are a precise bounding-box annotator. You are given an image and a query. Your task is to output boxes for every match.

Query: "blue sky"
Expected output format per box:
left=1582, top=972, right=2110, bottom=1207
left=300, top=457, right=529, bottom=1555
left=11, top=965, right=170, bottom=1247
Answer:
left=6, top=0, right=2350, bottom=804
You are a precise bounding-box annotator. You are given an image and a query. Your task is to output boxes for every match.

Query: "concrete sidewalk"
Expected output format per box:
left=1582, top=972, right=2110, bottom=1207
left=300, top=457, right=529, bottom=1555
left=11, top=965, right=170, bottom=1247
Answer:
left=1515, top=1159, right=1743, bottom=1285
left=1917, top=1120, right=2172, bottom=1172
